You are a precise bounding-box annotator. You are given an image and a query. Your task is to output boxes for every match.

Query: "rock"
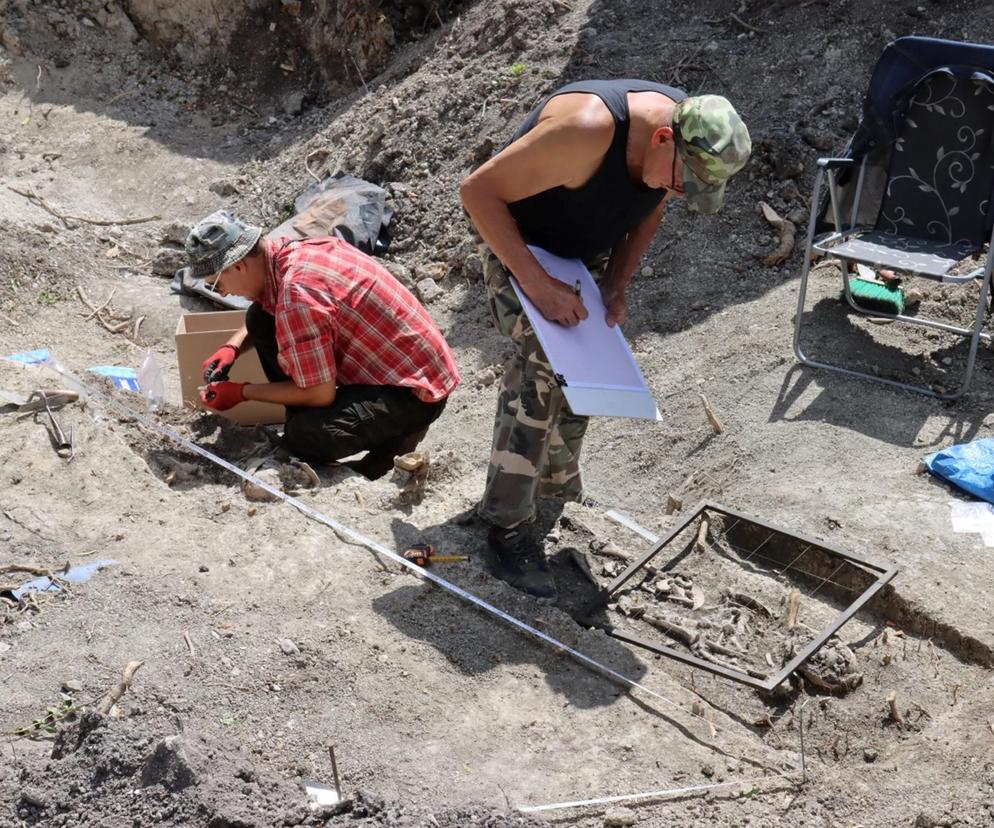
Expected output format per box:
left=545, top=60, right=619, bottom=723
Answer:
left=382, top=261, right=414, bottom=289
left=0, top=27, right=24, bottom=55
left=278, top=638, right=299, bottom=655
left=414, top=262, right=448, bottom=282
left=640, top=265, right=654, bottom=277
left=141, top=736, right=197, bottom=791
left=604, top=807, right=636, bottom=826
left=282, top=91, right=305, bottom=116
left=243, top=465, right=282, bottom=502
left=160, top=221, right=190, bottom=246
left=463, top=253, right=483, bottom=279
left=152, top=247, right=187, bottom=277
left=209, top=178, right=239, bottom=197
left=20, top=788, right=47, bottom=809
left=0, top=641, right=11, bottom=654
left=863, top=747, right=878, bottom=762
left=468, top=137, right=494, bottom=165
left=95, top=2, right=140, bottom=42
left=416, top=278, right=443, bottom=303
left=61, top=679, right=83, bottom=693
left=476, top=367, right=496, bottom=386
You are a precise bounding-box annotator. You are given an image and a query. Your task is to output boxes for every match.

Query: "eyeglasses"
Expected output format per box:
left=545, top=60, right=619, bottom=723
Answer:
left=668, top=149, right=685, bottom=196
left=208, top=271, right=223, bottom=292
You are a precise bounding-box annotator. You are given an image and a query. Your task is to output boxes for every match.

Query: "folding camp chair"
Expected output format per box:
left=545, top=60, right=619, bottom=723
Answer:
left=793, top=36, right=994, bottom=399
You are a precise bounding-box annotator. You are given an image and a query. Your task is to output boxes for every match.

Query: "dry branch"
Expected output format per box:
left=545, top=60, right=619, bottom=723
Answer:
left=724, top=590, right=775, bottom=619
left=784, top=588, right=800, bottom=630
left=0, top=564, right=53, bottom=577
left=756, top=201, right=797, bottom=267
left=8, top=186, right=160, bottom=226
left=886, top=691, right=904, bottom=726
left=84, top=288, right=116, bottom=320
left=729, top=12, right=767, bottom=33
left=76, top=285, right=143, bottom=341
left=695, top=516, right=710, bottom=551
left=96, top=660, right=144, bottom=715
left=699, top=393, right=723, bottom=434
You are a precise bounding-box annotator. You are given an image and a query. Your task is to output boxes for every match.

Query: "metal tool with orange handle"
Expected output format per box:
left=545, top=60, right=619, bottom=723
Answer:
left=402, top=543, right=468, bottom=567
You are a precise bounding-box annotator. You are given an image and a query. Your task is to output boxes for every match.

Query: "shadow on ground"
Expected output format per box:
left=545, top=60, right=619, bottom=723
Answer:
left=774, top=297, right=991, bottom=447
left=370, top=506, right=646, bottom=709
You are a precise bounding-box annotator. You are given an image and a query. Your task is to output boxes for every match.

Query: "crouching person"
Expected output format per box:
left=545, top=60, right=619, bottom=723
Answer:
left=185, top=210, right=460, bottom=478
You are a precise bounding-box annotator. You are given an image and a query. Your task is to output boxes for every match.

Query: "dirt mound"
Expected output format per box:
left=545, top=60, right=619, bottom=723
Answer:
left=5, top=710, right=544, bottom=827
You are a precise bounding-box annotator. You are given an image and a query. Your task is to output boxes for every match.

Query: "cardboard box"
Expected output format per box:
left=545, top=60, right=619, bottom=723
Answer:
left=175, top=310, right=285, bottom=425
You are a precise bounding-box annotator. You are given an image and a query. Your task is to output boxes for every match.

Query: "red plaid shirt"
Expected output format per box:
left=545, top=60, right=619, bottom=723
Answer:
left=259, top=237, right=459, bottom=402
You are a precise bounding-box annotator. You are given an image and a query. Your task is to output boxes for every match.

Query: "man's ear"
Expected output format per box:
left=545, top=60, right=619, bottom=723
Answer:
left=652, top=125, right=675, bottom=147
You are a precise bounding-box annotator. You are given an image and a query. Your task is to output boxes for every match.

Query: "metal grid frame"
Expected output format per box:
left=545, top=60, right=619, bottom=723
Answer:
left=583, top=502, right=899, bottom=691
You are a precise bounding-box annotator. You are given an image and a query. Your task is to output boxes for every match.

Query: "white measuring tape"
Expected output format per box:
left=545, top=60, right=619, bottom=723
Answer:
left=519, top=773, right=797, bottom=813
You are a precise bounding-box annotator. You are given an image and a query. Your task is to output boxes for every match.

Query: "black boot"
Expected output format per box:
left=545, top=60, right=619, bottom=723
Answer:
left=349, top=427, right=429, bottom=480
left=487, top=525, right=557, bottom=600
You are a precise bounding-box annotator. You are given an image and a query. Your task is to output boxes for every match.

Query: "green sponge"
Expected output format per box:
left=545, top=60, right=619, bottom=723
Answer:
left=842, top=277, right=905, bottom=315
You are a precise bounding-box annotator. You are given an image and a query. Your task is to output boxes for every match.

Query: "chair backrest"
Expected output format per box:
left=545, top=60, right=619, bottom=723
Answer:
left=876, top=69, right=994, bottom=248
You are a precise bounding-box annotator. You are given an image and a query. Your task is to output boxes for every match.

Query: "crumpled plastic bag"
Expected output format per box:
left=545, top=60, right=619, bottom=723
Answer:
left=268, top=173, right=393, bottom=256
left=922, top=437, right=994, bottom=504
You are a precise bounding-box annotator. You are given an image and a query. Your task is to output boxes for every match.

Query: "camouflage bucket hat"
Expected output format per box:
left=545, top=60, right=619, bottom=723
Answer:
left=673, top=95, right=752, bottom=214
left=185, top=210, right=263, bottom=279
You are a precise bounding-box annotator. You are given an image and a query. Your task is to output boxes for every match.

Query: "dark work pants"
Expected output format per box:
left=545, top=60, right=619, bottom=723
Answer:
left=245, top=303, right=447, bottom=477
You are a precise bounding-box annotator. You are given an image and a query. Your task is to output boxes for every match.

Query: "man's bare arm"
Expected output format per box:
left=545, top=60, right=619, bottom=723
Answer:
left=243, top=380, right=336, bottom=407
left=460, top=101, right=613, bottom=325
left=600, top=198, right=670, bottom=327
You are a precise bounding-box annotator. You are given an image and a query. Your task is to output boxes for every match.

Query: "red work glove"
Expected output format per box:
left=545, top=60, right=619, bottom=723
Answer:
left=202, top=344, right=240, bottom=383
left=201, top=381, right=246, bottom=411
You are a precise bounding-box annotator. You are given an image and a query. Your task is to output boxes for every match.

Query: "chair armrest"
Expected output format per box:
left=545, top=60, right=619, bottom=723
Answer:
left=817, top=157, right=856, bottom=170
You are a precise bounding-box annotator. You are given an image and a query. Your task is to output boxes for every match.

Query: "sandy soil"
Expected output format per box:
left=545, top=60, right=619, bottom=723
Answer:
left=2, top=1, right=994, bottom=826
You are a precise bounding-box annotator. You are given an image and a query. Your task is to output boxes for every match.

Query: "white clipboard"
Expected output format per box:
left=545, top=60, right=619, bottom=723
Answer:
left=509, top=245, right=662, bottom=420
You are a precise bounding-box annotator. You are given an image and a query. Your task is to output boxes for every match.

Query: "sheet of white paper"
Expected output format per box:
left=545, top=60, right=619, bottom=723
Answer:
left=509, top=245, right=662, bottom=420
left=949, top=500, right=994, bottom=546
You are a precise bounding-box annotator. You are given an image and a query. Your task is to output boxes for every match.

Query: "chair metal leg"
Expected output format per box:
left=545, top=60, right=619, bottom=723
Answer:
left=948, top=254, right=994, bottom=398
left=792, top=169, right=825, bottom=366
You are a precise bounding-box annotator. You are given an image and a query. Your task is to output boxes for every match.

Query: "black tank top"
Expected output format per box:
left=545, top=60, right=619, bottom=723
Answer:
left=506, top=79, right=686, bottom=264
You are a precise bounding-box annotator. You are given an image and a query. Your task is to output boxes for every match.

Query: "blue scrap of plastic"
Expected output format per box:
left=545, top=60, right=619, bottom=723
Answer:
left=922, top=437, right=994, bottom=504
left=10, top=559, right=117, bottom=600
left=87, top=365, right=140, bottom=392
left=3, top=348, right=51, bottom=365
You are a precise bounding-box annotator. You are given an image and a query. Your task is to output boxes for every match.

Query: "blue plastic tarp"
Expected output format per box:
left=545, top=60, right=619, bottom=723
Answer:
left=923, top=438, right=994, bottom=504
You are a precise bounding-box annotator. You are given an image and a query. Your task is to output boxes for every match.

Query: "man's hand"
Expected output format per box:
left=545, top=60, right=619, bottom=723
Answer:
left=525, top=277, right=589, bottom=327
left=601, top=282, right=628, bottom=327
left=202, top=344, right=240, bottom=383
left=201, top=381, right=246, bottom=411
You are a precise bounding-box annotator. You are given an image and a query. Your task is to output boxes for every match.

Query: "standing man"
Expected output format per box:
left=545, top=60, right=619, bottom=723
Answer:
left=185, top=210, right=460, bottom=479
left=460, top=81, right=751, bottom=598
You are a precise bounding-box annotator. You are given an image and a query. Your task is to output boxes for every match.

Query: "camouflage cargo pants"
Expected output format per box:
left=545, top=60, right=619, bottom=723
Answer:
left=478, top=248, right=599, bottom=529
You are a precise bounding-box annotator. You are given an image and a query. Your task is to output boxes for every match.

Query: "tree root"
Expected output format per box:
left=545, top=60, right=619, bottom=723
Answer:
left=756, top=201, right=797, bottom=267
left=96, top=660, right=144, bottom=715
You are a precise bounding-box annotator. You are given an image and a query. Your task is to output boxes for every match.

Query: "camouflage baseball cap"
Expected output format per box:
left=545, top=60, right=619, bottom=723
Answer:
left=185, top=210, right=263, bottom=278
left=673, top=95, right=751, bottom=214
